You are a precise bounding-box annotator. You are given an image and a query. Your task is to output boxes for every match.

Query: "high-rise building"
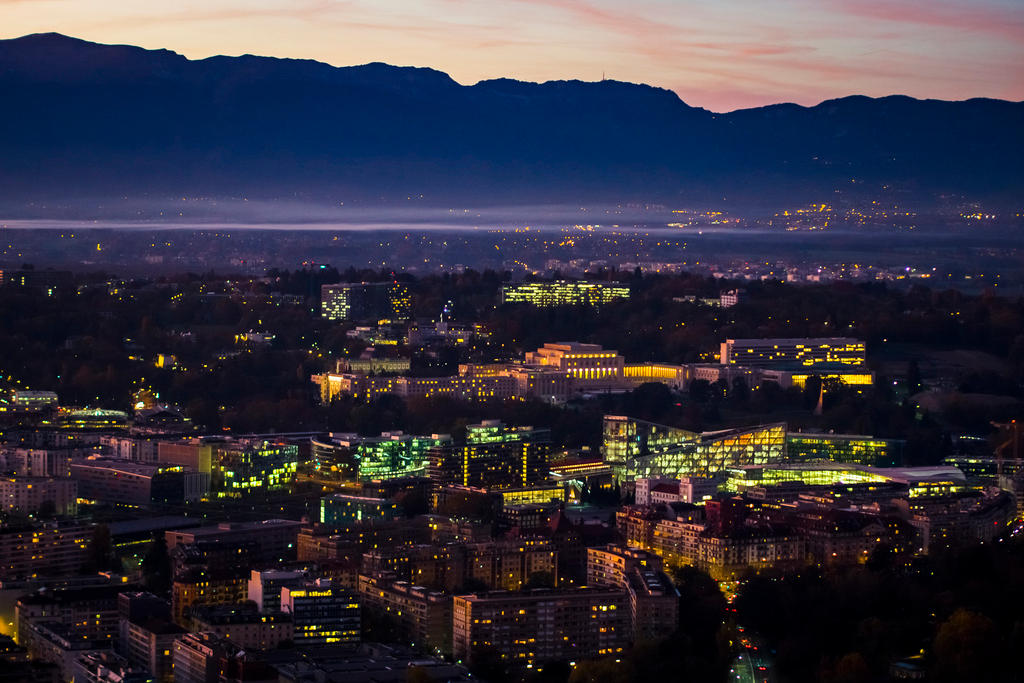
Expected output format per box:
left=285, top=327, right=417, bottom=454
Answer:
left=428, top=420, right=551, bottom=489
left=500, top=281, right=630, bottom=307
left=321, top=282, right=411, bottom=322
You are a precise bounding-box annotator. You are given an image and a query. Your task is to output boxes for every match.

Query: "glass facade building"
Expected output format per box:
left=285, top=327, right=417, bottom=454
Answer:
left=603, top=417, right=786, bottom=484
left=787, top=433, right=904, bottom=466
left=214, top=440, right=298, bottom=498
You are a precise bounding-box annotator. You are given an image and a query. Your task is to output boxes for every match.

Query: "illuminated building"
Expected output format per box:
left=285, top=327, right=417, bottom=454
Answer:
left=719, top=289, right=746, bottom=307
left=452, top=588, right=631, bottom=667
left=500, top=280, right=630, bottom=307
left=605, top=417, right=787, bottom=485
left=722, top=463, right=972, bottom=498
left=314, top=371, right=519, bottom=403
left=70, top=458, right=209, bottom=505
left=0, top=522, right=93, bottom=579
left=0, top=477, right=77, bottom=516
left=280, top=579, right=360, bottom=645
left=213, top=439, right=298, bottom=498
left=787, top=432, right=904, bottom=466
left=525, top=342, right=624, bottom=390
left=321, top=282, right=411, bottom=322
left=10, top=390, right=58, bottom=408
left=50, top=407, right=129, bottom=430
left=427, top=420, right=551, bottom=489
left=586, top=544, right=663, bottom=588
left=296, top=519, right=434, bottom=563
left=320, top=494, right=400, bottom=525
left=357, top=575, right=453, bottom=654
left=720, top=337, right=866, bottom=368
left=602, top=415, right=695, bottom=474
left=310, top=431, right=452, bottom=481
left=622, top=363, right=688, bottom=390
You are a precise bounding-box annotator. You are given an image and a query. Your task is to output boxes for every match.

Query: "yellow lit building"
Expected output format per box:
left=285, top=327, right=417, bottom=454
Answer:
left=500, top=280, right=629, bottom=307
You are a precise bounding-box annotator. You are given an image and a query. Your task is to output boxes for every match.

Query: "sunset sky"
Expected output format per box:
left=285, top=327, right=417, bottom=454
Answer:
left=3, top=0, right=1022, bottom=111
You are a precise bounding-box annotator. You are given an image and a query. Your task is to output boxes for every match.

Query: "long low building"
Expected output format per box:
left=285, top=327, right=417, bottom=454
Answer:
left=70, top=458, right=209, bottom=505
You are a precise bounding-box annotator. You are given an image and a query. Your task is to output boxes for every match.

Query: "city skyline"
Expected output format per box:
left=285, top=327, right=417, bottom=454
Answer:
left=2, top=0, right=1022, bottom=111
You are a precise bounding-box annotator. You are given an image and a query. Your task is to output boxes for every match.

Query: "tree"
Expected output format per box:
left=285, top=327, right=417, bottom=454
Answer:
left=932, top=609, right=1000, bottom=682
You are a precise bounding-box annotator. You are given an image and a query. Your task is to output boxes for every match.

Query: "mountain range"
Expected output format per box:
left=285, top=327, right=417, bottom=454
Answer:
left=1, top=32, right=1022, bottom=207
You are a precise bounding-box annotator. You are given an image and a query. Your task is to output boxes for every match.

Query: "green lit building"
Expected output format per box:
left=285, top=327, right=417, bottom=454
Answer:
left=311, top=431, right=452, bottom=481
left=787, top=432, right=904, bottom=467
left=500, top=280, right=630, bottom=307
left=603, top=416, right=787, bottom=485
left=214, top=440, right=298, bottom=498
left=320, top=282, right=411, bottom=321
left=723, top=463, right=975, bottom=498
left=320, top=493, right=400, bottom=525
left=428, top=420, right=551, bottom=489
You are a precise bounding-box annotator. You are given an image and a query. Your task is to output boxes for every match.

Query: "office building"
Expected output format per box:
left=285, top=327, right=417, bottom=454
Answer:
left=321, top=282, right=411, bottom=321
left=310, top=431, right=451, bottom=482
left=720, top=337, right=866, bottom=368
left=70, top=459, right=208, bottom=505
left=320, top=494, right=401, bottom=525
left=525, top=342, right=625, bottom=390
left=786, top=432, right=904, bottom=467
left=117, top=592, right=184, bottom=683
left=212, top=439, right=298, bottom=498
left=428, top=420, right=551, bottom=489
left=280, top=579, right=361, bottom=645
left=500, top=280, right=630, bottom=307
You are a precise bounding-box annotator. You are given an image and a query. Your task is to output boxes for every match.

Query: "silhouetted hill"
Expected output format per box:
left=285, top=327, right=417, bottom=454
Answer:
left=1, top=33, right=1021, bottom=205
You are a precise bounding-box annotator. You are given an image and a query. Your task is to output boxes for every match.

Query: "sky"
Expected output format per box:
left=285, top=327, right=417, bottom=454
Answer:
left=3, top=0, right=1023, bottom=111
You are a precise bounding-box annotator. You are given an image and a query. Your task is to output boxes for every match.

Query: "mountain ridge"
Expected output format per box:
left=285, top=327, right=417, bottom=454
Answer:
left=1, top=32, right=1021, bottom=205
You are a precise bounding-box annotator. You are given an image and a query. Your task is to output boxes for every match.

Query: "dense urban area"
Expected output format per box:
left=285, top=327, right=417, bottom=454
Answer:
left=0, top=260, right=1023, bottom=683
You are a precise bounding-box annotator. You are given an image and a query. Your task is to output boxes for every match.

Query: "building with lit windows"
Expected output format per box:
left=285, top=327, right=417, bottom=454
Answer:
left=786, top=432, right=904, bottom=466
left=500, top=280, right=630, bottom=307
left=212, top=439, right=298, bottom=498
left=191, top=603, right=293, bottom=650
left=427, top=420, right=551, bottom=489
left=357, top=575, right=453, bottom=655
left=0, top=521, right=93, bottom=579
left=621, top=363, right=689, bottom=390
left=720, top=337, right=866, bottom=368
left=721, top=463, right=972, bottom=498
left=311, top=431, right=452, bottom=481
left=165, top=519, right=303, bottom=565
left=452, top=588, right=631, bottom=668
left=280, top=579, right=361, bottom=645
left=605, top=417, right=787, bottom=486
left=320, top=494, right=400, bottom=525
left=321, top=282, right=411, bottom=322
left=0, top=477, right=77, bottom=516
left=525, top=342, right=625, bottom=391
